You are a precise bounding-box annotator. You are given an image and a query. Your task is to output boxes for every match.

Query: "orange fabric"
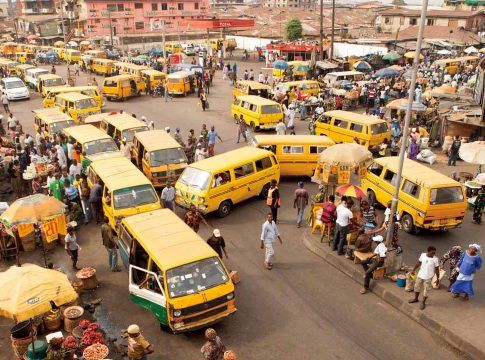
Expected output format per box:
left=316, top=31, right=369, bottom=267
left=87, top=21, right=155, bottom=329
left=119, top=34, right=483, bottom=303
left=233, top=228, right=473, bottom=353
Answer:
left=17, top=224, right=34, bottom=237
left=56, top=215, right=67, bottom=236
left=266, top=187, right=281, bottom=207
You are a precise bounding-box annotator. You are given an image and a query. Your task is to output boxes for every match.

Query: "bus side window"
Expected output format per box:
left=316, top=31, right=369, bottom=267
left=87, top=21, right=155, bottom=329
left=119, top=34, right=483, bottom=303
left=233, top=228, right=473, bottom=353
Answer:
left=349, top=122, right=363, bottom=133
left=310, top=146, right=326, bottom=154
left=256, top=157, right=273, bottom=171
left=368, top=162, right=383, bottom=176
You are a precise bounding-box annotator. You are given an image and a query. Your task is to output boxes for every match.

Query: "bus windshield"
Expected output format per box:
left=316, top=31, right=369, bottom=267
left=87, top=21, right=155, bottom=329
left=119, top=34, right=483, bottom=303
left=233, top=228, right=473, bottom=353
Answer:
left=75, top=98, right=98, bottom=109
left=261, top=105, right=281, bottom=114
left=178, top=167, right=211, bottom=190
left=429, top=187, right=464, bottom=205
left=49, top=120, right=74, bottom=133
left=45, top=78, right=65, bottom=87
left=113, top=184, right=158, bottom=209
left=166, top=257, right=228, bottom=298
left=84, top=138, right=118, bottom=155
left=122, top=126, right=149, bottom=142
left=371, top=123, right=389, bottom=134
left=150, top=148, right=186, bottom=166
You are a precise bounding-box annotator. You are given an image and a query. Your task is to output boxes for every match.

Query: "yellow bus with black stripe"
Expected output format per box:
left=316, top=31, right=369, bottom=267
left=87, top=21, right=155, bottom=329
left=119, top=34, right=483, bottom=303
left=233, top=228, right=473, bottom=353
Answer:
left=251, top=135, right=334, bottom=176
left=175, top=147, right=280, bottom=217
left=362, top=157, right=467, bottom=234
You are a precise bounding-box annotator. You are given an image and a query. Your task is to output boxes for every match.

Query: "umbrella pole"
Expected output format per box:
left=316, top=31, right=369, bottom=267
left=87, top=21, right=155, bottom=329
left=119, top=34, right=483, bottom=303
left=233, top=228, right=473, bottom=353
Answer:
left=30, top=318, right=36, bottom=358
left=40, top=227, right=48, bottom=268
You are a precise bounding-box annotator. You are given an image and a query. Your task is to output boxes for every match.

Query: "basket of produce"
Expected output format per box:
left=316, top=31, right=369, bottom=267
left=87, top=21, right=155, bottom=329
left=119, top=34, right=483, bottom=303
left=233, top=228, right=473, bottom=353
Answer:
left=63, top=306, right=84, bottom=333
left=76, top=267, right=98, bottom=290
left=43, top=309, right=61, bottom=331
left=83, top=343, right=109, bottom=360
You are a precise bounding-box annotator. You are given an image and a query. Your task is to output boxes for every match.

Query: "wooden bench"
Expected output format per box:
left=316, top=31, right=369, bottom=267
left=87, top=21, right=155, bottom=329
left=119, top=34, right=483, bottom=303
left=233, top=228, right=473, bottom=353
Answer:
left=373, top=266, right=386, bottom=280
left=353, top=250, right=373, bottom=264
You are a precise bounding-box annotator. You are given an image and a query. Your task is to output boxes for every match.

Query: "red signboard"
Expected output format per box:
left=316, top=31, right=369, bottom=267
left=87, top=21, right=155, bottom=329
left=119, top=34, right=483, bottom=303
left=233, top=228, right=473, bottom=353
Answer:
left=266, top=44, right=317, bottom=52
left=180, top=19, right=255, bottom=29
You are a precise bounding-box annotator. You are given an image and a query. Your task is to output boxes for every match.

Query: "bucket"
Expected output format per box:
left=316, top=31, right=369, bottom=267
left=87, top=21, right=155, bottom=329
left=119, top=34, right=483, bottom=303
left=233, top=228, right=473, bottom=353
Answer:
left=11, top=321, right=32, bottom=339
left=20, top=233, right=36, bottom=252
left=11, top=327, right=36, bottom=359
left=396, top=274, right=406, bottom=287
left=25, top=340, right=47, bottom=360
left=80, top=274, right=98, bottom=290
left=63, top=306, right=84, bottom=333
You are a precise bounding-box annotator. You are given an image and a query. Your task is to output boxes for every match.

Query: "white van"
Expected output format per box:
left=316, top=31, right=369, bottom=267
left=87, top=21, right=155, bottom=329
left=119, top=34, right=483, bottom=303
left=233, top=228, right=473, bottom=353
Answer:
left=0, top=77, right=30, bottom=100
left=323, top=71, right=365, bottom=86
left=25, top=68, right=50, bottom=90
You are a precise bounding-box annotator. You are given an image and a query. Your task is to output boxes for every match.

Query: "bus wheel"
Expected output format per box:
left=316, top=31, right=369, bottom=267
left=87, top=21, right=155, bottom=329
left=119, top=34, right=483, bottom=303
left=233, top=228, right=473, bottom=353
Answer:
left=401, top=214, right=414, bottom=234
left=367, top=190, right=376, bottom=207
left=218, top=200, right=232, bottom=218
left=259, top=183, right=270, bottom=199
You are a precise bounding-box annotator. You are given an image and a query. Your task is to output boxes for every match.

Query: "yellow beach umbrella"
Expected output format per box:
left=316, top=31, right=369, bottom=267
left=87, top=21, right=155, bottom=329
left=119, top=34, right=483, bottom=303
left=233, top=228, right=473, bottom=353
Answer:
left=0, top=264, right=78, bottom=322
left=404, top=51, right=424, bottom=60
left=53, top=41, right=64, bottom=47
left=479, top=48, right=485, bottom=53
left=386, top=98, right=407, bottom=110
left=0, top=194, right=65, bottom=227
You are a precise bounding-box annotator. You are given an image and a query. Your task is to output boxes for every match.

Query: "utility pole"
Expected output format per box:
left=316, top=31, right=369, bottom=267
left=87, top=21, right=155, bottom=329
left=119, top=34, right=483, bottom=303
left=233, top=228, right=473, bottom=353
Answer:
left=108, top=11, right=114, bottom=46
left=319, top=0, right=323, bottom=60
left=385, top=0, right=429, bottom=248
left=330, top=0, right=335, bottom=60
left=162, top=19, right=166, bottom=59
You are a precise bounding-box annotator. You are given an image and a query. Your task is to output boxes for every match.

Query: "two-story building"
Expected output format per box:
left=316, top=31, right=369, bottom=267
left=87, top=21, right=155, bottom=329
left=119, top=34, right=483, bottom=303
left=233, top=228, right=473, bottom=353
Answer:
left=375, top=7, right=485, bottom=34
left=443, top=0, right=485, bottom=11
left=84, top=0, right=208, bottom=36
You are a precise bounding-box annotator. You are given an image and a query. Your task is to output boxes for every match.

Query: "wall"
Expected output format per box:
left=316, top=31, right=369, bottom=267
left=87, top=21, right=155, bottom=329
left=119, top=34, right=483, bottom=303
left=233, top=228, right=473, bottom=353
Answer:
left=226, top=35, right=273, bottom=50
left=334, top=42, right=388, bottom=57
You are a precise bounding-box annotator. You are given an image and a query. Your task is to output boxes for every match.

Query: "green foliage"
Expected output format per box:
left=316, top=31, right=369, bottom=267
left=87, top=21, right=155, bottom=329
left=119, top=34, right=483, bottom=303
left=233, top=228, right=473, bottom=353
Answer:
left=285, top=18, right=303, bottom=41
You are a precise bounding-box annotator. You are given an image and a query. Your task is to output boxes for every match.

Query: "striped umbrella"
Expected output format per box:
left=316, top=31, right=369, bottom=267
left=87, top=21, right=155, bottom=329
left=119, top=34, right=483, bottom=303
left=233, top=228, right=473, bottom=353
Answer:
left=336, top=184, right=366, bottom=199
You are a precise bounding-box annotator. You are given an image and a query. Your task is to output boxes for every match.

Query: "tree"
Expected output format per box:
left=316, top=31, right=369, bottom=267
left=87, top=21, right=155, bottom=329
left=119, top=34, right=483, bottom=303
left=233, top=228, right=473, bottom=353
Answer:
left=285, top=18, right=303, bottom=41
left=392, top=0, right=406, bottom=5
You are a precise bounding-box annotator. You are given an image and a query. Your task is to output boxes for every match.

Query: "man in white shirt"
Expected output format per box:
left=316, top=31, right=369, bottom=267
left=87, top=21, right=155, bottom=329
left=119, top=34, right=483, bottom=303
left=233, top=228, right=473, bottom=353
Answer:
left=120, top=138, right=132, bottom=160
left=260, top=213, right=283, bottom=270
left=332, top=196, right=354, bottom=255
left=161, top=182, right=175, bottom=210
left=409, top=246, right=440, bottom=310
left=69, top=159, right=82, bottom=177
left=360, top=235, right=387, bottom=294
left=258, top=72, right=264, bottom=83
left=275, top=120, right=286, bottom=135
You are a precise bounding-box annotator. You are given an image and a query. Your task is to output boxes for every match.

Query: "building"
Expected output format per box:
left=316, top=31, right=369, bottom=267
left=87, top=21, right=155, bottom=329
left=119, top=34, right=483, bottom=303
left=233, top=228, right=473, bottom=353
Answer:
left=443, top=0, right=485, bottom=11
left=209, top=0, right=244, bottom=8
left=264, top=0, right=320, bottom=8
left=17, top=0, right=55, bottom=16
left=394, top=25, right=482, bottom=46
left=84, top=0, right=209, bottom=37
left=375, top=7, right=485, bottom=33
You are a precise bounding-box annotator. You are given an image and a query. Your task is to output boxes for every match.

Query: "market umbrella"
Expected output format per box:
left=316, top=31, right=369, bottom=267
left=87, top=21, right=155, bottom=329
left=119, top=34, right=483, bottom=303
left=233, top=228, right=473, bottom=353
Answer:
left=0, top=194, right=65, bottom=227
left=272, top=60, right=290, bottom=70
left=437, top=49, right=452, bottom=55
left=80, top=40, right=90, bottom=46
left=67, top=41, right=78, bottom=47
left=353, top=60, right=372, bottom=72
left=336, top=184, right=366, bottom=199
left=294, top=63, right=310, bottom=72
left=404, top=51, right=424, bottom=60
left=0, top=264, right=78, bottom=323
left=459, top=141, right=485, bottom=164
left=382, top=51, right=400, bottom=62
left=53, top=41, right=64, bottom=47
left=374, top=67, right=400, bottom=78
left=464, top=46, right=478, bottom=54
left=318, top=143, right=373, bottom=168
left=480, top=48, right=485, bottom=53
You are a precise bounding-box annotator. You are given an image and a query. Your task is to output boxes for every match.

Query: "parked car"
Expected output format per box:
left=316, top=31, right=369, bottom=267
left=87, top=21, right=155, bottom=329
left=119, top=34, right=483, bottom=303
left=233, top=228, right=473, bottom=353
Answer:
left=0, top=77, right=30, bottom=100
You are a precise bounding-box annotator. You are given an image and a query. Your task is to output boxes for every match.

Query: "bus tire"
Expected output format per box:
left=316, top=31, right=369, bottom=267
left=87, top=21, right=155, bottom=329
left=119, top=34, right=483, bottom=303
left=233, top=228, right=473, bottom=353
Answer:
left=367, top=190, right=376, bottom=207
left=218, top=200, right=232, bottom=218
left=401, top=213, right=414, bottom=234
left=259, top=183, right=270, bottom=199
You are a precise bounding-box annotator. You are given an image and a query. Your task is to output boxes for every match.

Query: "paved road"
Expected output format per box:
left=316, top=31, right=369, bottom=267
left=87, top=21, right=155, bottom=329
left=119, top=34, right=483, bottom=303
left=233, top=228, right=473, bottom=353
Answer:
left=0, top=61, right=475, bottom=359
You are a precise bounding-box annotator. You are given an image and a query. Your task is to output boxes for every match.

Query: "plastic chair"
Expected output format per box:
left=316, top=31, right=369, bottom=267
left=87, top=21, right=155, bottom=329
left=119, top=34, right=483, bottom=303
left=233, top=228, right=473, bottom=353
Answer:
left=311, top=206, right=324, bottom=236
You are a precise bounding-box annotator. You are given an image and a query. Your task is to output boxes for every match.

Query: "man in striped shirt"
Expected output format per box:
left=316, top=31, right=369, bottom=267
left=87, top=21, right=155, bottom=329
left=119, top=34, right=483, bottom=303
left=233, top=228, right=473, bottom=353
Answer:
left=260, top=213, right=283, bottom=270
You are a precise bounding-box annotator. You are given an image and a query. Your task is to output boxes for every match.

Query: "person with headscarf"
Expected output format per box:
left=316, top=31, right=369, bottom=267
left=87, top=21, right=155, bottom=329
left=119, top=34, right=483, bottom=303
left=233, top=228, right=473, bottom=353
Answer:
left=450, top=244, right=483, bottom=301
left=439, top=245, right=463, bottom=291
left=407, top=137, right=419, bottom=160
left=200, top=328, right=226, bottom=360
left=56, top=144, right=67, bottom=169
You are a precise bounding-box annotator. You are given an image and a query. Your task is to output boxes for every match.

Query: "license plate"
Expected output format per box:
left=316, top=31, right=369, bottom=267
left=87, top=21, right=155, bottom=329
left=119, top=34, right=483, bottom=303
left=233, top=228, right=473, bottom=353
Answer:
left=440, top=219, right=449, bottom=224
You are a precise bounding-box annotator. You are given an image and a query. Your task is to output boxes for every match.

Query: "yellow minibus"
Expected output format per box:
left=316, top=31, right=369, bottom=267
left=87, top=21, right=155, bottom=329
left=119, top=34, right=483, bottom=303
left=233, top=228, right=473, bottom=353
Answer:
left=44, top=86, right=103, bottom=108
left=231, top=95, right=283, bottom=131
left=99, top=113, right=149, bottom=144
left=33, top=108, right=75, bottom=138
left=232, top=80, right=271, bottom=98
left=63, top=124, right=121, bottom=161
left=54, top=92, right=101, bottom=123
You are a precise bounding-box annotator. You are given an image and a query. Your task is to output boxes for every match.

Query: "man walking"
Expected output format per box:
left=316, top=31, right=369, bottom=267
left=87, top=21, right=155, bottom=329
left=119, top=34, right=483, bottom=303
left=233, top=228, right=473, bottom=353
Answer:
left=64, top=225, right=80, bottom=270
left=126, top=324, right=154, bottom=360
left=236, top=115, right=247, bottom=143
left=184, top=204, right=208, bottom=233
left=161, top=182, right=175, bottom=210
left=89, top=178, right=103, bottom=224
left=408, top=246, right=440, bottom=310
left=207, top=229, right=228, bottom=260
left=293, top=181, right=308, bottom=228
left=101, top=217, right=119, bottom=272
left=332, top=196, right=353, bottom=255
left=266, top=179, right=280, bottom=223
left=260, top=213, right=282, bottom=270
left=1, top=92, right=9, bottom=113
left=360, top=235, right=387, bottom=294
left=448, top=135, right=461, bottom=166
left=207, top=125, right=222, bottom=157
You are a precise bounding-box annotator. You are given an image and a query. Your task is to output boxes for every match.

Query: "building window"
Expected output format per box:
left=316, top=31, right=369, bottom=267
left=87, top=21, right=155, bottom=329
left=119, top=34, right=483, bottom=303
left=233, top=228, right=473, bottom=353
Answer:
left=117, top=3, right=124, bottom=11
left=409, top=18, right=418, bottom=25
left=161, top=3, right=168, bottom=10
left=400, top=16, right=404, bottom=25
left=107, top=4, right=116, bottom=11
left=135, top=21, right=144, bottom=29
left=152, top=3, right=158, bottom=10
left=384, top=17, right=391, bottom=25
left=95, top=19, right=101, bottom=23
left=427, top=18, right=434, bottom=26
left=134, top=3, right=143, bottom=9
left=178, top=3, right=184, bottom=10
left=194, top=2, right=199, bottom=9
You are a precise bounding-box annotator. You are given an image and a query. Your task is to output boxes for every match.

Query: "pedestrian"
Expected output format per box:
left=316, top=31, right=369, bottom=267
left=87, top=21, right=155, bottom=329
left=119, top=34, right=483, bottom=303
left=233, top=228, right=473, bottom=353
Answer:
left=74, top=62, right=80, bottom=76
left=200, top=91, right=208, bottom=111
left=89, top=178, right=103, bottom=224
left=408, top=246, right=440, bottom=310
left=439, top=245, right=463, bottom=291
left=275, top=119, right=286, bottom=135
left=450, top=244, right=483, bottom=301
left=407, top=137, right=419, bottom=160
left=236, top=115, right=247, bottom=143
left=101, top=216, right=119, bottom=271
left=201, top=328, right=226, bottom=360
left=293, top=181, right=308, bottom=228
left=207, top=229, right=228, bottom=259
left=49, top=172, right=63, bottom=201
left=173, top=127, right=184, bottom=146
left=161, top=182, right=175, bottom=210
left=184, top=204, right=208, bottom=233
left=266, top=179, right=280, bottom=223
left=207, top=126, right=222, bottom=157
left=69, top=159, right=82, bottom=178
left=51, top=65, right=56, bottom=74
left=120, top=138, right=132, bottom=160
left=473, top=187, right=484, bottom=224
left=164, top=82, right=172, bottom=102
left=260, top=213, right=282, bottom=270
left=126, top=324, right=154, bottom=360
left=332, top=196, right=354, bottom=255
left=320, top=194, right=336, bottom=241
left=1, top=92, right=9, bottom=113
left=56, top=144, right=67, bottom=169
left=360, top=235, right=387, bottom=294
left=448, top=135, right=461, bottom=166
left=64, top=224, right=80, bottom=270
left=195, top=144, right=209, bottom=162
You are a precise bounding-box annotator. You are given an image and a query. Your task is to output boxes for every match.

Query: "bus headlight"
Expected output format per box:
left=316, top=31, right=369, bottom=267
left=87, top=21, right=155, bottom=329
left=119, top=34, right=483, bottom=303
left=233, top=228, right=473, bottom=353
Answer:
left=226, top=292, right=234, bottom=300
left=173, top=310, right=182, bottom=317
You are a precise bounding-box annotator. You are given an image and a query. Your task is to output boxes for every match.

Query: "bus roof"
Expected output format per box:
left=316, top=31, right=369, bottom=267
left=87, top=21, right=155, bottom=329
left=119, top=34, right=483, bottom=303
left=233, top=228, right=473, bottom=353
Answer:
left=235, top=95, right=280, bottom=106
left=278, top=80, right=319, bottom=86
left=15, top=64, right=35, bottom=70
left=166, top=70, right=195, bottom=78
left=46, top=85, right=96, bottom=95
left=134, top=130, right=181, bottom=151
left=325, top=71, right=363, bottom=76
left=104, top=74, right=134, bottom=81
left=101, top=113, right=148, bottom=131
left=27, top=67, right=49, bottom=74
left=38, top=73, right=63, bottom=81
left=56, top=92, right=92, bottom=101
left=236, top=80, right=271, bottom=90
left=64, top=124, right=111, bottom=143
left=322, top=110, right=386, bottom=125
left=141, top=69, right=166, bottom=76
left=190, top=147, right=273, bottom=173
left=89, top=157, right=152, bottom=191
left=121, top=209, right=218, bottom=271
left=373, top=157, right=462, bottom=187
left=32, top=108, right=73, bottom=123
left=253, top=134, right=335, bottom=145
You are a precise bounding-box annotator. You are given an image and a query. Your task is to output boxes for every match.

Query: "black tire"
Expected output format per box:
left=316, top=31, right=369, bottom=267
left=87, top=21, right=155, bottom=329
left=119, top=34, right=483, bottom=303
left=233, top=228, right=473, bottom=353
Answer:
left=259, top=183, right=270, bottom=199
left=367, top=190, right=376, bottom=207
left=401, top=214, right=415, bottom=234
left=218, top=200, right=232, bottom=218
